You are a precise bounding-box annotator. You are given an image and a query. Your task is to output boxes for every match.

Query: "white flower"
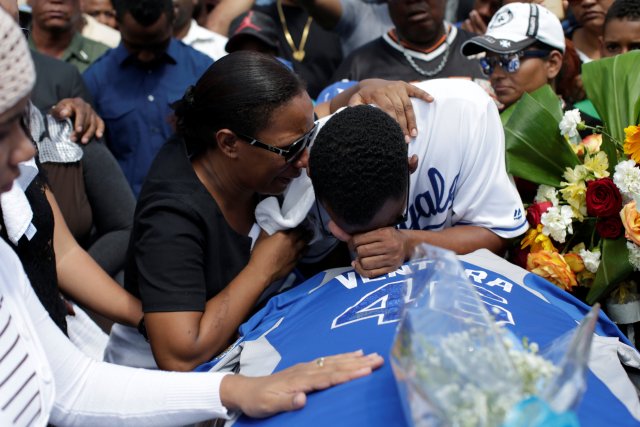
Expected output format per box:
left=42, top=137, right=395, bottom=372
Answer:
left=627, top=242, right=640, bottom=271
left=559, top=109, right=583, bottom=143
left=540, top=205, right=574, bottom=243
left=579, top=249, right=601, bottom=273
left=614, top=160, right=640, bottom=200
left=534, top=185, right=560, bottom=206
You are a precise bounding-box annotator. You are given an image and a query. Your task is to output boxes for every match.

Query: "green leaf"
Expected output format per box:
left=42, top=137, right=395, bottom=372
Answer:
left=503, top=85, right=580, bottom=187
left=587, top=238, right=634, bottom=304
left=582, top=51, right=640, bottom=143
left=600, top=132, right=619, bottom=176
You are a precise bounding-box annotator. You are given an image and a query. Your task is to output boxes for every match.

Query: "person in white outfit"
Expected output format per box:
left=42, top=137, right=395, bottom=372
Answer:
left=0, top=7, right=383, bottom=426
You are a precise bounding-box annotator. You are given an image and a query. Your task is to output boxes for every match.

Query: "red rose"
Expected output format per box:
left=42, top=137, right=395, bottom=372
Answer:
left=527, top=201, right=553, bottom=226
left=596, top=215, right=623, bottom=239
left=586, top=178, right=622, bottom=217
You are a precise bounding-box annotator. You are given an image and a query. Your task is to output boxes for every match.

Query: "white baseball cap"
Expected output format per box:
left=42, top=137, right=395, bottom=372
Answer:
left=462, top=3, right=565, bottom=56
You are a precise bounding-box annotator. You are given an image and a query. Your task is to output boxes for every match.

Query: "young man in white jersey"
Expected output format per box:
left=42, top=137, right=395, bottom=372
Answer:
left=306, top=79, right=528, bottom=278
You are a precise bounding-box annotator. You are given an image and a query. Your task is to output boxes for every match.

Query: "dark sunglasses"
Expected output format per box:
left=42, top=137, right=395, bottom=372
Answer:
left=235, top=122, right=317, bottom=164
left=479, top=50, right=551, bottom=76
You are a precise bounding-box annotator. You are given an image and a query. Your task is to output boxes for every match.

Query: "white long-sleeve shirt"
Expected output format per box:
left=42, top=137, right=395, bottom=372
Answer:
left=0, top=239, right=230, bottom=426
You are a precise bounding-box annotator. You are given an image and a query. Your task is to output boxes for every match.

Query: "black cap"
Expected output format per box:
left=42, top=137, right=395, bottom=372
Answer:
left=225, top=10, right=280, bottom=54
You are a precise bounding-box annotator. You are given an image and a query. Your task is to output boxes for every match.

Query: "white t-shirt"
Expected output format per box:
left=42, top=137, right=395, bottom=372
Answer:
left=0, top=239, right=230, bottom=426
left=183, top=20, right=228, bottom=61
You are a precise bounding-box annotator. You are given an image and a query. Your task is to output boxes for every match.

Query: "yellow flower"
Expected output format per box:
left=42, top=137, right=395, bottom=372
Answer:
left=521, top=224, right=558, bottom=252
left=560, top=181, right=587, bottom=220
left=583, top=151, right=609, bottom=179
left=620, top=201, right=640, bottom=246
left=562, top=165, right=589, bottom=183
left=624, top=125, right=640, bottom=164
left=563, top=253, right=585, bottom=274
left=527, top=250, right=578, bottom=291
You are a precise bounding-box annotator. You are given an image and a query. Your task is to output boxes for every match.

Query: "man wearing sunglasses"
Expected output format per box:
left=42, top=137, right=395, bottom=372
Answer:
left=461, top=2, right=565, bottom=111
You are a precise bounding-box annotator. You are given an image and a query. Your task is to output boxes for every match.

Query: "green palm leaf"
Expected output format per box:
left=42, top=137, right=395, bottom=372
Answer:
left=504, top=85, right=580, bottom=187
left=587, top=238, right=633, bottom=304
left=582, top=51, right=640, bottom=143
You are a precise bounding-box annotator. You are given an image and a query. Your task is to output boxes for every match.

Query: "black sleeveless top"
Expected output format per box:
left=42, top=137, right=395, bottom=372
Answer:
left=0, top=174, right=68, bottom=334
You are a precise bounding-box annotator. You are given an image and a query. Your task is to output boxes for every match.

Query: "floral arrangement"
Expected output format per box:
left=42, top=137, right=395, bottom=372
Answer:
left=401, top=326, right=559, bottom=427
left=503, top=51, right=640, bottom=305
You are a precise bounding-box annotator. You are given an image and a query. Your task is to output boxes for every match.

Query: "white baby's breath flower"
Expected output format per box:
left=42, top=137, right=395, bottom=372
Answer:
left=627, top=242, right=640, bottom=271
left=534, top=185, right=560, bottom=206
left=541, top=205, right=574, bottom=243
left=614, top=160, right=640, bottom=200
left=559, top=109, right=583, bottom=143
left=579, top=249, right=601, bottom=273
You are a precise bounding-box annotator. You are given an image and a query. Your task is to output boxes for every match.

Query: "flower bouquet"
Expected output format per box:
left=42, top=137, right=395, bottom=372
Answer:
left=503, top=50, right=640, bottom=306
left=391, top=244, right=598, bottom=427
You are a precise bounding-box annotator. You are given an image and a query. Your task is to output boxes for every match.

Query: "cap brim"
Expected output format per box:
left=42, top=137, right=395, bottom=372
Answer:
left=461, top=36, right=536, bottom=56
left=225, top=33, right=278, bottom=54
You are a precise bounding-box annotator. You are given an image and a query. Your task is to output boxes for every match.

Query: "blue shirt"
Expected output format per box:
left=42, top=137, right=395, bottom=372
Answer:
left=83, top=39, right=212, bottom=196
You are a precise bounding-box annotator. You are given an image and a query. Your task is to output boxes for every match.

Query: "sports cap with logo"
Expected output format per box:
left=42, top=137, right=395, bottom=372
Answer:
left=225, top=10, right=280, bottom=54
left=461, top=3, right=565, bottom=56
left=0, top=6, right=35, bottom=115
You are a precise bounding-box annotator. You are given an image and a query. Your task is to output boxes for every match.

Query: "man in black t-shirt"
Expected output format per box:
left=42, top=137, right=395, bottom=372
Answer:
left=331, top=0, right=489, bottom=88
left=253, top=0, right=343, bottom=99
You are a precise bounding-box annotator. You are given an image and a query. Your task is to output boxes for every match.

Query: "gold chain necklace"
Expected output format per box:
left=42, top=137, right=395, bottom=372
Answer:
left=276, top=0, right=313, bottom=62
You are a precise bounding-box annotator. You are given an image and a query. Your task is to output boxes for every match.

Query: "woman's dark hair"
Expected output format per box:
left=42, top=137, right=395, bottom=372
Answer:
left=556, top=38, right=584, bottom=105
left=172, top=51, right=306, bottom=157
left=113, top=0, right=174, bottom=26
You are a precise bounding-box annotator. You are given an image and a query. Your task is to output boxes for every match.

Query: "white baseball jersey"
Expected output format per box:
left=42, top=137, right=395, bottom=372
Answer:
left=400, top=79, right=527, bottom=235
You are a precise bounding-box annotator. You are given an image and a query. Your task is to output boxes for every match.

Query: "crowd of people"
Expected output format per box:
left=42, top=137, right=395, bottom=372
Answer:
left=0, top=0, right=639, bottom=425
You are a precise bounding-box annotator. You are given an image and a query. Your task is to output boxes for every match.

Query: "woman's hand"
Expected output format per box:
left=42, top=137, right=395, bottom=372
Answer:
left=220, top=350, right=384, bottom=418
left=249, top=228, right=309, bottom=284
left=330, top=79, right=434, bottom=143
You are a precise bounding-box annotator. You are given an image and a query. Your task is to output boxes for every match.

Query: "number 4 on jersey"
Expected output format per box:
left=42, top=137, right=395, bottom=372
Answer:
left=331, top=279, right=416, bottom=329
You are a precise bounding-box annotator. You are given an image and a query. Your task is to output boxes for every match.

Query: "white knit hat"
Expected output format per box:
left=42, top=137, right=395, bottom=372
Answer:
left=0, top=7, right=35, bottom=115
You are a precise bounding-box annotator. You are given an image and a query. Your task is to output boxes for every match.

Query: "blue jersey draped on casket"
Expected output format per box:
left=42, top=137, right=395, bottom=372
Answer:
left=196, top=249, right=640, bottom=427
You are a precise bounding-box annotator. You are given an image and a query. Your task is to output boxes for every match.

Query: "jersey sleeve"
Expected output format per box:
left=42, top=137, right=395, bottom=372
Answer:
left=451, top=84, right=528, bottom=238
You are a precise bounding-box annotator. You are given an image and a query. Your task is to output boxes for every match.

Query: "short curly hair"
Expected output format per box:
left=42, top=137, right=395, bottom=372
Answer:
left=114, top=0, right=174, bottom=26
left=606, top=0, right=640, bottom=23
left=309, top=105, right=407, bottom=228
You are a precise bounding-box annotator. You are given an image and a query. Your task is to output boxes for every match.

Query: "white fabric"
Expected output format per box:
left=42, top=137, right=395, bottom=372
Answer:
left=28, top=104, right=83, bottom=164
left=589, top=336, right=640, bottom=420
left=183, top=20, right=228, bottom=61
left=403, top=80, right=527, bottom=236
left=66, top=303, right=109, bottom=361
left=81, top=14, right=120, bottom=48
left=0, top=160, right=38, bottom=244
left=486, top=3, right=565, bottom=52
left=255, top=116, right=330, bottom=242
left=0, top=239, right=232, bottom=426
left=256, top=79, right=528, bottom=260
left=103, top=323, right=158, bottom=369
